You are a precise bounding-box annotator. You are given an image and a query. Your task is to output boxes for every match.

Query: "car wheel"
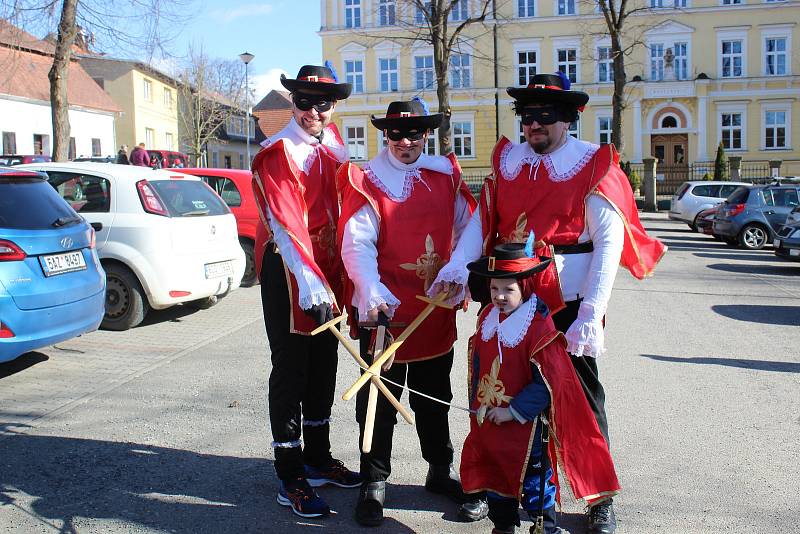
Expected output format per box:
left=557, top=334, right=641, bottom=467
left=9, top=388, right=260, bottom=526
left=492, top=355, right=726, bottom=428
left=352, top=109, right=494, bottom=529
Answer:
left=102, top=263, right=149, bottom=330
left=185, top=295, right=219, bottom=310
left=738, top=224, right=768, bottom=250
left=240, top=240, right=257, bottom=288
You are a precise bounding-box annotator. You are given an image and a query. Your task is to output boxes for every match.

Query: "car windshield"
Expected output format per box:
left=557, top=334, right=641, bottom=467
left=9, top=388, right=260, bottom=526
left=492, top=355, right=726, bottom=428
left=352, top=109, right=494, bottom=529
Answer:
left=726, top=186, right=750, bottom=204
left=0, top=178, right=79, bottom=229
left=148, top=180, right=230, bottom=217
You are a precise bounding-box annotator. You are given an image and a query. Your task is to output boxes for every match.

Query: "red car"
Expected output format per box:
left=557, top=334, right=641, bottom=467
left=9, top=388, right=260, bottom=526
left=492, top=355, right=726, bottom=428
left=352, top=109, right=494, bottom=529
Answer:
left=0, top=154, right=52, bottom=166
left=180, top=168, right=258, bottom=287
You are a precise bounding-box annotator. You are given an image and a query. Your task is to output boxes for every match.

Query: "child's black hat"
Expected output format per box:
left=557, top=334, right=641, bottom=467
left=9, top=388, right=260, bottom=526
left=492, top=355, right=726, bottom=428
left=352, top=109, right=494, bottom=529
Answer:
left=467, top=242, right=552, bottom=279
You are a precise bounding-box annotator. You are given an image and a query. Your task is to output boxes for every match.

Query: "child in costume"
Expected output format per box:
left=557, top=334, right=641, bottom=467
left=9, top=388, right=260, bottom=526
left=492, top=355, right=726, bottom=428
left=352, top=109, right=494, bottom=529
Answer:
left=460, top=239, right=620, bottom=534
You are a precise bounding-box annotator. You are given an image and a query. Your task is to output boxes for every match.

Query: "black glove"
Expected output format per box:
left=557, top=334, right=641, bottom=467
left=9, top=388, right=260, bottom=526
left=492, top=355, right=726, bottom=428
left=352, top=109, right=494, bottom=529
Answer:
left=304, top=303, right=333, bottom=326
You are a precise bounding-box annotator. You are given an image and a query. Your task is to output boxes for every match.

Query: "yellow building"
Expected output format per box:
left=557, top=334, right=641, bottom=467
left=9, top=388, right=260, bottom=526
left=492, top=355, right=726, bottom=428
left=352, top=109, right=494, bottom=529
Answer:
left=79, top=57, right=180, bottom=153
left=320, top=0, right=799, bottom=178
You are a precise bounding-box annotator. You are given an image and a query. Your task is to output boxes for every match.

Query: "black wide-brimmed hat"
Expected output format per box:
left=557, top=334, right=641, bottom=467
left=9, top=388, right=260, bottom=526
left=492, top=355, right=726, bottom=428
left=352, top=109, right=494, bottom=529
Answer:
left=280, top=64, right=352, bottom=100
left=507, top=72, right=589, bottom=109
left=467, top=242, right=552, bottom=279
left=370, top=99, right=443, bottom=131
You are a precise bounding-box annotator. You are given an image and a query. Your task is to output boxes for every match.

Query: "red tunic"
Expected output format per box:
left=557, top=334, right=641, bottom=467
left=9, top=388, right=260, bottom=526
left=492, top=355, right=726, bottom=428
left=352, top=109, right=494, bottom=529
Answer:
left=460, top=303, right=620, bottom=503
left=480, top=138, right=666, bottom=312
left=251, top=127, right=346, bottom=334
left=337, top=154, right=476, bottom=362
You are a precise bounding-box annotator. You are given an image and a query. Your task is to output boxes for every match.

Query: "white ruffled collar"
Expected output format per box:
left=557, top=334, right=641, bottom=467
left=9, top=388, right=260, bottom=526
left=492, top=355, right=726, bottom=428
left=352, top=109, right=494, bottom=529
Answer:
left=480, top=296, right=537, bottom=349
left=364, top=148, right=453, bottom=202
left=500, top=135, right=598, bottom=183
left=261, top=119, right=348, bottom=174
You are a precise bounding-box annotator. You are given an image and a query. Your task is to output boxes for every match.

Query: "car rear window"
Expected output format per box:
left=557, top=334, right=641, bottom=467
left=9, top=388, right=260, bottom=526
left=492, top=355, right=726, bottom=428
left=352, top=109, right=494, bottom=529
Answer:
left=197, top=175, right=242, bottom=207
left=691, top=184, right=721, bottom=198
left=675, top=183, right=690, bottom=199
left=149, top=180, right=230, bottom=217
left=726, top=186, right=750, bottom=204
left=0, top=178, right=78, bottom=229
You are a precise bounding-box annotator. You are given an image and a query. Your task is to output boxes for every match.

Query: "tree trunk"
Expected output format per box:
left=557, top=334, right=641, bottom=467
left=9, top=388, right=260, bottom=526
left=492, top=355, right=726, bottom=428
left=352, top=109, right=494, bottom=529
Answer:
left=431, top=5, right=451, bottom=155
left=611, top=34, right=626, bottom=155
left=47, top=0, right=79, bottom=161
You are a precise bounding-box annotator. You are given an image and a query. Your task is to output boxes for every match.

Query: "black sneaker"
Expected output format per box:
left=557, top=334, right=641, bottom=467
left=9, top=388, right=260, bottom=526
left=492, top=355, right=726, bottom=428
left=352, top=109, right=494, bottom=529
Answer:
left=587, top=499, right=616, bottom=534
left=424, top=464, right=467, bottom=504
left=355, top=480, right=386, bottom=527
left=305, top=458, right=362, bottom=488
left=276, top=477, right=330, bottom=518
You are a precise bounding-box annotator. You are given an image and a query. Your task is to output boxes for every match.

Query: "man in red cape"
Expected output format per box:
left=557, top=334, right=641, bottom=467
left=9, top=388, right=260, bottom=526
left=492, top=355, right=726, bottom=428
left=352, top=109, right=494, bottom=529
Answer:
left=431, top=72, right=666, bottom=533
left=251, top=64, right=360, bottom=519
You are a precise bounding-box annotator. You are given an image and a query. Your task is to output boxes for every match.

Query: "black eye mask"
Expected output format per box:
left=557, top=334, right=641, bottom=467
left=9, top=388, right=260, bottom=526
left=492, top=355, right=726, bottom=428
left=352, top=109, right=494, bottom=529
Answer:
left=293, top=93, right=334, bottom=113
left=386, top=128, right=426, bottom=141
left=520, top=106, right=560, bottom=126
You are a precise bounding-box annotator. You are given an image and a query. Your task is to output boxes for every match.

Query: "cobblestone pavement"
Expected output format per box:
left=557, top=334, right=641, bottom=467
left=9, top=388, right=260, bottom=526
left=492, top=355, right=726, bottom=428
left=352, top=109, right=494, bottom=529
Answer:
left=1, top=214, right=799, bottom=534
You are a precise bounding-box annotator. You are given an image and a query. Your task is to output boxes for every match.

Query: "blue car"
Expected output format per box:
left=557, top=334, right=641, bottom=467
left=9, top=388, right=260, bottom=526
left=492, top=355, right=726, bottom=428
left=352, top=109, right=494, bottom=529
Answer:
left=712, top=184, right=800, bottom=250
left=0, top=168, right=105, bottom=363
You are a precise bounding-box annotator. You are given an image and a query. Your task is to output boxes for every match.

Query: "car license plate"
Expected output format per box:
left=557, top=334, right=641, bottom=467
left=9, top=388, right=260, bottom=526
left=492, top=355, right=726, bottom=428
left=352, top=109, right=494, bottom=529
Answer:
left=205, top=260, right=233, bottom=279
left=774, top=239, right=781, bottom=248
left=790, top=249, right=800, bottom=257
left=40, top=250, right=86, bottom=276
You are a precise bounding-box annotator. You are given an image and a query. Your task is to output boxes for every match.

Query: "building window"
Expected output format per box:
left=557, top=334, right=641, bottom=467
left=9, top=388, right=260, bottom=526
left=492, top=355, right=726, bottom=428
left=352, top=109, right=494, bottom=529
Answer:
left=379, top=0, right=395, bottom=26
left=450, top=54, right=471, bottom=89
left=765, top=37, right=787, bottom=76
left=2, top=131, right=16, bottom=154
left=163, top=88, right=173, bottom=108
left=452, top=120, right=473, bottom=157
left=345, top=126, right=366, bottom=160
left=518, top=0, right=535, bottom=16
left=415, top=55, right=434, bottom=90
left=91, top=138, right=101, bottom=156
left=379, top=57, right=398, bottom=92
left=517, top=118, right=526, bottom=143
left=450, top=0, right=469, bottom=21
left=165, top=132, right=174, bottom=150
left=345, top=0, right=361, bottom=28
left=377, top=131, right=388, bottom=149
left=143, top=79, right=152, bottom=101
left=764, top=110, right=787, bottom=149
left=650, top=0, right=664, bottom=6
left=345, top=60, right=364, bottom=93
left=517, top=51, right=538, bottom=86
left=673, top=42, right=688, bottom=80
left=211, top=151, right=218, bottom=167
left=68, top=137, right=76, bottom=160
left=557, top=48, right=577, bottom=83
left=721, top=112, right=743, bottom=150
left=145, top=128, right=155, bottom=148
left=662, top=116, right=678, bottom=128
left=722, top=0, right=742, bottom=4
left=415, top=1, right=432, bottom=24
left=423, top=134, right=439, bottom=155
left=721, top=40, right=743, bottom=78
left=557, top=0, right=576, bottom=15
left=568, top=120, right=579, bottom=139
left=598, top=117, right=612, bottom=145
left=650, top=43, right=664, bottom=80
left=239, top=154, right=245, bottom=169
left=598, top=47, right=614, bottom=82
left=33, top=134, right=50, bottom=155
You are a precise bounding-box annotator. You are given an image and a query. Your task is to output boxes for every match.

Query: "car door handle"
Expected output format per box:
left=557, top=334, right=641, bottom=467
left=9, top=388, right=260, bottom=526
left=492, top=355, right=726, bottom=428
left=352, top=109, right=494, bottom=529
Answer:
left=91, top=222, right=103, bottom=231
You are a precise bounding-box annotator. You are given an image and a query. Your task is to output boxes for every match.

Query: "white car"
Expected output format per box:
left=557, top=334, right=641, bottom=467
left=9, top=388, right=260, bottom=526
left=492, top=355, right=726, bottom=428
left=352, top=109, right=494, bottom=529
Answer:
left=19, top=162, right=245, bottom=330
left=669, top=180, right=750, bottom=231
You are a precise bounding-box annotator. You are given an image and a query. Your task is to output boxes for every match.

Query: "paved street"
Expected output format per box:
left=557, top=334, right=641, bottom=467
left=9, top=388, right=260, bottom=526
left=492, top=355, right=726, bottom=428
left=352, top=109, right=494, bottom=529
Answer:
left=1, top=214, right=799, bottom=534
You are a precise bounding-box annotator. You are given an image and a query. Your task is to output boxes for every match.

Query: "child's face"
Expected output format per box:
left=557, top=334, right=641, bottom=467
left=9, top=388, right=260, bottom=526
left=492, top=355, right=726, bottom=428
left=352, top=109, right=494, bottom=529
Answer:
left=490, top=278, right=523, bottom=314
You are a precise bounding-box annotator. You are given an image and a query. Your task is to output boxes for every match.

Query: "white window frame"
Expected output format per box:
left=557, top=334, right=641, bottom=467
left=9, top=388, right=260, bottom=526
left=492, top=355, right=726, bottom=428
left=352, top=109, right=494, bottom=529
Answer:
left=450, top=52, right=472, bottom=89
left=598, top=115, right=613, bottom=145
left=339, top=42, right=367, bottom=94
left=163, top=87, right=172, bottom=108
left=556, top=0, right=576, bottom=16
left=721, top=0, right=742, bottom=4
left=378, top=57, right=399, bottom=92
left=415, top=1, right=432, bottom=24
left=597, top=45, right=614, bottom=83
left=345, top=0, right=361, bottom=28
left=568, top=120, right=580, bottom=139
left=650, top=43, right=665, bottom=81
left=165, top=132, right=174, bottom=150
left=414, top=54, right=435, bottom=91
left=143, top=78, right=152, bottom=102
left=345, top=59, right=365, bottom=93
left=343, top=119, right=368, bottom=161
left=761, top=25, right=792, bottom=76
left=378, top=0, right=396, bottom=26
left=515, top=117, right=526, bottom=144
left=716, top=103, right=747, bottom=151
left=377, top=130, right=388, bottom=151
left=374, top=41, right=401, bottom=93
left=423, top=133, right=439, bottom=155
left=450, top=113, right=475, bottom=158
left=518, top=0, right=536, bottom=17
left=450, top=0, right=469, bottom=21
left=513, top=38, right=541, bottom=87
left=556, top=47, right=578, bottom=83
left=716, top=27, right=749, bottom=79
left=145, top=127, right=155, bottom=148
left=761, top=103, right=791, bottom=150
left=673, top=42, right=689, bottom=80
left=552, top=37, right=580, bottom=83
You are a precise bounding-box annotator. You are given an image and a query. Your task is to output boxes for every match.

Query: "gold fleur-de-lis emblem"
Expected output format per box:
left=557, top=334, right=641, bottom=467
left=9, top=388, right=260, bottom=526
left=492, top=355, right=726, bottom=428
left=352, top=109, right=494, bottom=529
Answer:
left=310, top=209, right=337, bottom=259
left=502, top=213, right=528, bottom=244
left=400, top=234, right=442, bottom=291
left=475, top=356, right=513, bottom=426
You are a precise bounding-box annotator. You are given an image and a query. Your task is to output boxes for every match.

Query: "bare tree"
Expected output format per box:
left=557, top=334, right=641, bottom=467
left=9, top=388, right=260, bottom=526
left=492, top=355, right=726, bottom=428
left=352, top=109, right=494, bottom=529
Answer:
left=1, top=0, right=194, bottom=161
left=176, top=47, right=248, bottom=167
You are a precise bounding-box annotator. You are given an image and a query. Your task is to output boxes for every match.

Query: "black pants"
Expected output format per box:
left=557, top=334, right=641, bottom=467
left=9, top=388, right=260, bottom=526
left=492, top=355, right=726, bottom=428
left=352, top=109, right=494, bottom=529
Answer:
left=355, top=327, right=455, bottom=482
left=551, top=299, right=610, bottom=445
left=261, top=244, right=339, bottom=482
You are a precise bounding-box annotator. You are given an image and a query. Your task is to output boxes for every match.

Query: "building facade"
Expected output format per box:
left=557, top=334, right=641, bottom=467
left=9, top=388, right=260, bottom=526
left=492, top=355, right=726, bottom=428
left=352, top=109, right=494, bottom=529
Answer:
left=320, top=0, right=799, bottom=177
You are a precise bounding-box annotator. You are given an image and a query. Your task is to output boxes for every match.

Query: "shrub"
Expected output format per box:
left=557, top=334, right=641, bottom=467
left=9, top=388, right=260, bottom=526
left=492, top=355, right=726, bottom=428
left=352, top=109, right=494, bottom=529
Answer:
left=702, top=172, right=713, bottom=181
left=713, top=142, right=728, bottom=181
left=628, top=170, right=642, bottom=192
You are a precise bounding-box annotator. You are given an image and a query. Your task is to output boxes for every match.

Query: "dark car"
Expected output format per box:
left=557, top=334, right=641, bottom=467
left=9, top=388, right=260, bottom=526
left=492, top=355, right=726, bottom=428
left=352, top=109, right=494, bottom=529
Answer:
left=0, top=154, right=52, bottom=166
left=695, top=206, right=719, bottom=237
left=773, top=221, right=800, bottom=261
left=712, top=184, right=800, bottom=249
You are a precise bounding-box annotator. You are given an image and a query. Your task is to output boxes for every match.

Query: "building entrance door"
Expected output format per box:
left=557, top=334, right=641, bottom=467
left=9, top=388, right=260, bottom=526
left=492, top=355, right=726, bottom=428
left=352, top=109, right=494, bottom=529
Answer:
left=651, top=133, right=689, bottom=194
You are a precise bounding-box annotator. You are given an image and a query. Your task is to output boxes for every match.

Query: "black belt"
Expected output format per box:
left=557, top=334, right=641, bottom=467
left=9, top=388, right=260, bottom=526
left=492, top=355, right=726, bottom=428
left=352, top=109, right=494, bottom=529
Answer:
left=552, top=241, right=594, bottom=255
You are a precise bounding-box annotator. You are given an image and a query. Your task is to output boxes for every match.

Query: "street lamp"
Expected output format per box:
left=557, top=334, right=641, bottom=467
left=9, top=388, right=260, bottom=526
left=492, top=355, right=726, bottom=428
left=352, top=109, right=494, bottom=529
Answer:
left=239, top=51, right=255, bottom=168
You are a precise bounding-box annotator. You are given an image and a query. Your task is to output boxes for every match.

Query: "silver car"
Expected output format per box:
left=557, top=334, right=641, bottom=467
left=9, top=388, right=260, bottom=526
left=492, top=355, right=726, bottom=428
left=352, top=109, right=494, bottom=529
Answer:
left=669, top=181, right=750, bottom=231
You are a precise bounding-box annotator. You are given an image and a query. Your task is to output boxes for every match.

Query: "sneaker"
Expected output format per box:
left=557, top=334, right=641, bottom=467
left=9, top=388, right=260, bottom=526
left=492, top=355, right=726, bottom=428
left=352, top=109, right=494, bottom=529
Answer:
left=305, top=459, right=362, bottom=488
left=424, top=463, right=467, bottom=504
left=276, top=477, right=331, bottom=518
left=458, top=497, right=489, bottom=522
left=587, top=499, right=616, bottom=534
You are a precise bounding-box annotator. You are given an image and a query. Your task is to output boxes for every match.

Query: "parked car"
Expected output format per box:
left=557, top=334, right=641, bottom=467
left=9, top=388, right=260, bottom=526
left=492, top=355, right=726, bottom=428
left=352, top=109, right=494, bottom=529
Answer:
left=0, top=168, right=105, bottom=363
left=148, top=150, right=189, bottom=169
left=773, top=221, right=800, bottom=261
left=0, top=154, right=52, bottom=166
left=784, top=205, right=800, bottom=226
left=695, top=206, right=719, bottom=237
left=73, top=155, right=117, bottom=163
left=669, top=180, right=750, bottom=231
left=18, top=162, right=246, bottom=330
left=712, top=184, right=800, bottom=250
left=179, top=168, right=258, bottom=287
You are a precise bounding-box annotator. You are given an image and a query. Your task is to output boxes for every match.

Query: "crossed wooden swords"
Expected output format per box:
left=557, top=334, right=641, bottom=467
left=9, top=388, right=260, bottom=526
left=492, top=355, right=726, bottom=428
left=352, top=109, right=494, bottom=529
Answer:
left=310, top=293, right=452, bottom=453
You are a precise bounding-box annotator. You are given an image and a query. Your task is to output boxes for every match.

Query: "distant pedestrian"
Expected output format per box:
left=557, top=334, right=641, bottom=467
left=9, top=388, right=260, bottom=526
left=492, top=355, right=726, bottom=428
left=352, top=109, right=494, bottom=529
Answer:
left=129, top=143, right=151, bottom=167
left=116, top=145, right=129, bottom=165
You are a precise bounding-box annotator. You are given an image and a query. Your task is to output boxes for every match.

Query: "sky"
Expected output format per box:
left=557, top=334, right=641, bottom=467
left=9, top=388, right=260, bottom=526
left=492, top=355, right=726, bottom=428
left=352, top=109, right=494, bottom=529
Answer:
left=161, top=1, right=323, bottom=101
